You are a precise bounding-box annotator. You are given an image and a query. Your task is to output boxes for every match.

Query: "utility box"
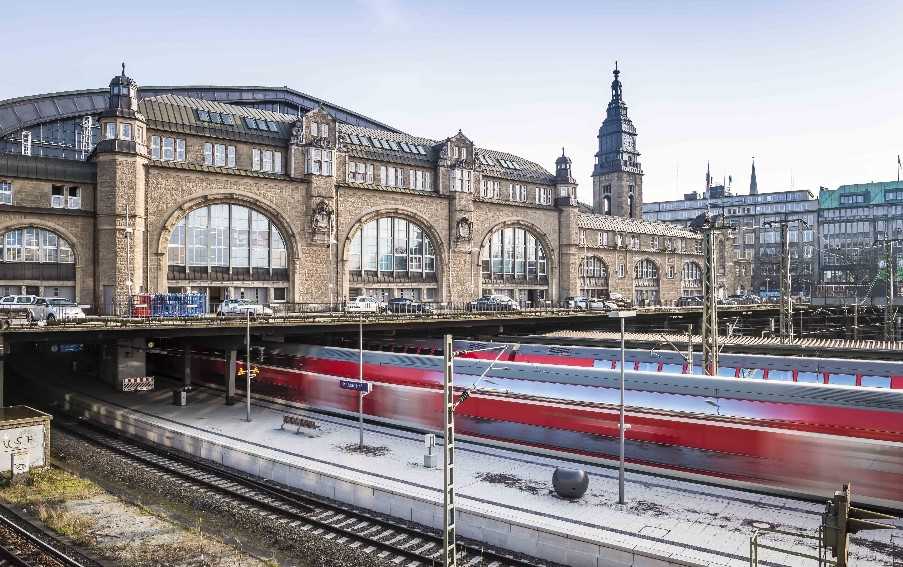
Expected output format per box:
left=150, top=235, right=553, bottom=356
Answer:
left=0, top=406, right=51, bottom=478
left=172, top=387, right=188, bottom=406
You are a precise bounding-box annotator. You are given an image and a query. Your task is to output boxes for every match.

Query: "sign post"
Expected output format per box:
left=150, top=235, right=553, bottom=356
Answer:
left=442, top=333, right=456, bottom=567
left=608, top=310, right=636, bottom=505
left=359, top=316, right=364, bottom=448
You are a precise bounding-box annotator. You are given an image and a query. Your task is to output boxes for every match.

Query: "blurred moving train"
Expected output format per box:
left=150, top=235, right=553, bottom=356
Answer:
left=149, top=342, right=903, bottom=509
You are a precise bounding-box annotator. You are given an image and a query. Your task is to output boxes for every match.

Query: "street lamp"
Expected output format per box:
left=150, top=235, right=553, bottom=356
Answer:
left=608, top=309, right=636, bottom=505
left=245, top=309, right=252, bottom=422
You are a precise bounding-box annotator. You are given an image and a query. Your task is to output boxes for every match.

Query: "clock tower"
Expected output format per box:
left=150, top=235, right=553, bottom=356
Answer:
left=592, top=63, right=643, bottom=219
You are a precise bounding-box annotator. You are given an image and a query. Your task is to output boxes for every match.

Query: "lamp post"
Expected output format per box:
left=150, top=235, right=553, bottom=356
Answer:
left=608, top=309, right=636, bottom=505
left=358, top=315, right=364, bottom=448
left=245, top=309, right=251, bottom=422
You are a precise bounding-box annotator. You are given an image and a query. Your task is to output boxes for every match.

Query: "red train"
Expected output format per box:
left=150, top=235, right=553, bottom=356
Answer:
left=149, top=343, right=903, bottom=509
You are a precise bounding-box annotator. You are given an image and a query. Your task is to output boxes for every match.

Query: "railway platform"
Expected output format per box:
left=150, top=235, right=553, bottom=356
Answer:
left=38, top=378, right=901, bottom=567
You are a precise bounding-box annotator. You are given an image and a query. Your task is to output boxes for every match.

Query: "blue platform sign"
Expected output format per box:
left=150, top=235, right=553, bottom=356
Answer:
left=339, top=380, right=371, bottom=393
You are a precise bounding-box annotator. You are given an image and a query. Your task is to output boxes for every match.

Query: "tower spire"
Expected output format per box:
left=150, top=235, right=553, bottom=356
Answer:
left=750, top=157, right=758, bottom=195
left=706, top=161, right=711, bottom=191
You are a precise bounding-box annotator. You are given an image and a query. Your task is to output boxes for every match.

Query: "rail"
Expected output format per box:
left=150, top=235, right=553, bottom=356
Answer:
left=55, top=416, right=545, bottom=567
left=0, top=503, right=93, bottom=567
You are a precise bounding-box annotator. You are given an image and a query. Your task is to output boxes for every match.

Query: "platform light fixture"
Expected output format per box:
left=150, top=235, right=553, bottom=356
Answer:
left=608, top=309, right=636, bottom=505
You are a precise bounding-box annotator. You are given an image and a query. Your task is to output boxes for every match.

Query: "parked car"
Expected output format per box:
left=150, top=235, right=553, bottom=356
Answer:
left=386, top=297, right=432, bottom=314
left=468, top=295, right=520, bottom=312
left=345, top=296, right=386, bottom=313
left=217, top=298, right=273, bottom=318
left=676, top=295, right=703, bottom=307
left=566, top=296, right=616, bottom=311
left=45, top=297, right=87, bottom=322
left=0, top=295, right=50, bottom=323
left=728, top=294, right=761, bottom=305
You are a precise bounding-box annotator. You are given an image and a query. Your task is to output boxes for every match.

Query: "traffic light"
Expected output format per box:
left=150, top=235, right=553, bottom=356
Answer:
left=822, top=483, right=896, bottom=567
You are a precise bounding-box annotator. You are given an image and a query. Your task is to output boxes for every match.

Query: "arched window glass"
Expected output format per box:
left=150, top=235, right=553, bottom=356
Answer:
left=682, top=261, right=702, bottom=284
left=348, top=217, right=436, bottom=276
left=0, top=228, right=74, bottom=263
left=634, top=259, right=658, bottom=281
left=167, top=204, right=288, bottom=270
left=603, top=196, right=612, bottom=215
left=581, top=256, right=608, bottom=278
left=628, top=194, right=635, bottom=217
left=480, top=226, right=548, bottom=280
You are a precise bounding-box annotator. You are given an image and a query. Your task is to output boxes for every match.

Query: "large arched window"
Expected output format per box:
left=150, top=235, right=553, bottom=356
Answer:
left=167, top=204, right=288, bottom=281
left=0, top=227, right=76, bottom=298
left=603, top=196, right=611, bottom=215
left=580, top=256, right=609, bottom=298
left=348, top=217, right=436, bottom=277
left=480, top=226, right=547, bottom=280
left=634, top=258, right=660, bottom=306
left=682, top=261, right=702, bottom=285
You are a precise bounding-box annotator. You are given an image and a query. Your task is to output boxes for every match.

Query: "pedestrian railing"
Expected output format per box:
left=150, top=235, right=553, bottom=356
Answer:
left=749, top=526, right=835, bottom=567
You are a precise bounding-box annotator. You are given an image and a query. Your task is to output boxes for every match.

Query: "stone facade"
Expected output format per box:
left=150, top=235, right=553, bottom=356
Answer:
left=0, top=68, right=742, bottom=312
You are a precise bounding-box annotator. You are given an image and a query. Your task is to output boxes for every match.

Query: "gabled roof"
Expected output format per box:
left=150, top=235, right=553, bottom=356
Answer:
left=578, top=213, right=700, bottom=238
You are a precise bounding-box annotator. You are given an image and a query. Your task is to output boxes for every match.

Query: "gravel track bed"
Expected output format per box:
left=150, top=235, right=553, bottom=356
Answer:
left=0, top=520, right=70, bottom=567
left=52, top=431, right=397, bottom=567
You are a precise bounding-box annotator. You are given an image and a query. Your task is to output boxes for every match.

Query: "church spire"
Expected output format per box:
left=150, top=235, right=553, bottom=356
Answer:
left=706, top=161, right=711, bottom=192
left=750, top=158, right=758, bottom=195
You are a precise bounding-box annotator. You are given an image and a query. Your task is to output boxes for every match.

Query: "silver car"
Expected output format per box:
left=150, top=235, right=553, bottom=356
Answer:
left=45, top=298, right=87, bottom=322
left=0, top=295, right=50, bottom=323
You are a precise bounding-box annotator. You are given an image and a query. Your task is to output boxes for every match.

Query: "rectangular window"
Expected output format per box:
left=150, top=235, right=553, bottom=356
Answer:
left=0, top=181, right=10, bottom=206
left=121, top=123, right=132, bottom=141
left=319, top=123, right=329, bottom=138
left=252, top=148, right=261, bottom=171
left=509, top=184, right=527, bottom=202
left=306, top=149, right=333, bottom=175
left=105, top=123, right=117, bottom=140
left=451, top=169, right=471, bottom=192
left=51, top=185, right=65, bottom=208
left=535, top=187, right=552, bottom=205
left=273, top=151, right=282, bottom=174
left=162, top=137, right=174, bottom=161
left=262, top=150, right=273, bottom=173
left=150, top=136, right=161, bottom=159
left=226, top=145, right=236, bottom=168
left=272, top=288, right=287, bottom=302
left=214, top=144, right=226, bottom=167
left=176, top=139, right=185, bottom=161
left=203, top=143, right=213, bottom=165
left=67, top=187, right=80, bottom=209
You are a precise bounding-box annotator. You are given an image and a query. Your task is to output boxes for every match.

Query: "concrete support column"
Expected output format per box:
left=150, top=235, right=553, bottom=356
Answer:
left=225, top=349, right=237, bottom=404
left=182, top=342, right=192, bottom=388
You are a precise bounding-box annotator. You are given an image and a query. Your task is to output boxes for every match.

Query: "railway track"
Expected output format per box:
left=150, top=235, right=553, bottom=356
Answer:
left=0, top=504, right=93, bottom=567
left=55, top=417, right=551, bottom=567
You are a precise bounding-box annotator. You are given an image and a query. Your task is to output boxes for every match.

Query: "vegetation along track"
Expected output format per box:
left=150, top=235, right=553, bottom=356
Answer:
left=0, top=503, right=95, bottom=567
left=55, top=417, right=553, bottom=567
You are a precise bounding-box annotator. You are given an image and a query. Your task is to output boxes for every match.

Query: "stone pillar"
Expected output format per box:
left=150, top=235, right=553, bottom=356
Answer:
left=225, top=349, right=237, bottom=403
left=557, top=195, right=581, bottom=301
left=182, top=342, right=192, bottom=388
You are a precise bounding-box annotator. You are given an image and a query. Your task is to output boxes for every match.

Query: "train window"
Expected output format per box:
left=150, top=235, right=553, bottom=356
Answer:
left=690, top=365, right=704, bottom=375
left=828, top=373, right=856, bottom=386
left=768, top=369, right=793, bottom=381
left=662, top=364, right=684, bottom=374
left=717, top=367, right=737, bottom=378
left=860, top=375, right=891, bottom=389
left=638, top=362, right=659, bottom=372
left=796, top=371, right=821, bottom=383
left=592, top=359, right=608, bottom=369
left=740, top=368, right=764, bottom=380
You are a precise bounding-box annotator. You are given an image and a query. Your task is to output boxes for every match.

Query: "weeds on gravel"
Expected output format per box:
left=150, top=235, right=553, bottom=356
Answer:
left=36, top=503, right=97, bottom=546
left=0, top=466, right=101, bottom=505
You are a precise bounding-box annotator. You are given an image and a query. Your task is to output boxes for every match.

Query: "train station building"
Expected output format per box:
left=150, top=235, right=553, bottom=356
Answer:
left=0, top=66, right=743, bottom=312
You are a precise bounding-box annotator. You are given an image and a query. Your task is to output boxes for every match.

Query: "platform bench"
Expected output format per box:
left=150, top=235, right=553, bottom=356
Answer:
left=282, top=414, right=318, bottom=432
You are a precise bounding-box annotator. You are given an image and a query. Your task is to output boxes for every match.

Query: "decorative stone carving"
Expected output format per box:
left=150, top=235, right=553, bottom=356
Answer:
left=455, top=217, right=473, bottom=241
left=311, top=200, right=333, bottom=233
left=290, top=121, right=305, bottom=145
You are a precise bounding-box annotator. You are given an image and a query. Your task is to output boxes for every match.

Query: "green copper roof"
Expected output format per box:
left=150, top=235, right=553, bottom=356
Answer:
left=819, top=180, right=903, bottom=208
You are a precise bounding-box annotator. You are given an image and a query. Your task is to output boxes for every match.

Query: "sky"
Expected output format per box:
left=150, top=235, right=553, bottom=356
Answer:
left=4, top=1, right=903, bottom=205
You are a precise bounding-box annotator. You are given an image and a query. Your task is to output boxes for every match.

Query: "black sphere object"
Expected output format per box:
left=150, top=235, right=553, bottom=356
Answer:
left=552, top=468, right=589, bottom=499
